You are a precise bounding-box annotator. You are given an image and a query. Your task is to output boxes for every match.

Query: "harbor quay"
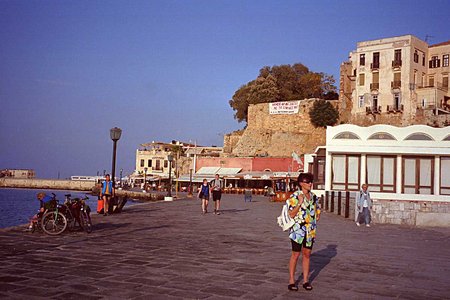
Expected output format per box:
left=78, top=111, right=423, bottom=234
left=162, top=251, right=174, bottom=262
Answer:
left=0, top=195, right=449, bottom=299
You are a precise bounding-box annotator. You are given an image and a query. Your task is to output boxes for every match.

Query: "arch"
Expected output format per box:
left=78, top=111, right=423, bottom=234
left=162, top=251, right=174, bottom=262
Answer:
left=368, top=132, right=397, bottom=140
left=333, top=131, right=361, bottom=140
left=404, top=132, right=434, bottom=141
left=263, top=168, right=272, bottom=172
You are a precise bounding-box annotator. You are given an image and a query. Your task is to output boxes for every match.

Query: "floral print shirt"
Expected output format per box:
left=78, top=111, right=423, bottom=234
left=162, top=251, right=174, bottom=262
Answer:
left=287, top=190, right=321, bottom=247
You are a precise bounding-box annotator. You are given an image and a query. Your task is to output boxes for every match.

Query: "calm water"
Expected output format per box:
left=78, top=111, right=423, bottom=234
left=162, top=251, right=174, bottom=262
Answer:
left=0, top=188, right=132, bottom=229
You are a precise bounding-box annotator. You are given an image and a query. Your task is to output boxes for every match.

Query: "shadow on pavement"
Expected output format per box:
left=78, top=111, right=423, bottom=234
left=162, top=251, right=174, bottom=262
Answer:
left=309, top=244, right=338, bottom=282
left=218, top=209, right=249, bottom=214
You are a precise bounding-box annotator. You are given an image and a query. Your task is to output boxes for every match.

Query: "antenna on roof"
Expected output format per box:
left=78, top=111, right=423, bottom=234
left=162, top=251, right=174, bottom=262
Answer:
left=425, top=35, right=434, bottom=43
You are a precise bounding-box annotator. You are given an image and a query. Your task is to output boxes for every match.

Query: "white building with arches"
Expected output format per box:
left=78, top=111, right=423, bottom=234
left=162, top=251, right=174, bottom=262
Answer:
left=305, top=124, right=450, bottom=226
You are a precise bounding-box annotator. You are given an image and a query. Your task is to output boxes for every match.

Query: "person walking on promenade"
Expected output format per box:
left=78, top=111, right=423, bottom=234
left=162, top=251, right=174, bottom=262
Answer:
left=356, top=184, right=372, bottom=227
left=198, top=179, right=211, bottom=214
left=100, top=174, right=114, bottom=216
left=287, top=172, right=321, bottom=291
left=211, top=174, right=223, bottom=215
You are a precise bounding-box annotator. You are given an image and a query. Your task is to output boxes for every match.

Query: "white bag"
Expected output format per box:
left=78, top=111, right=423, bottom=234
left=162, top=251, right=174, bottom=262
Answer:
left=277, top=204, right=295, bottom=231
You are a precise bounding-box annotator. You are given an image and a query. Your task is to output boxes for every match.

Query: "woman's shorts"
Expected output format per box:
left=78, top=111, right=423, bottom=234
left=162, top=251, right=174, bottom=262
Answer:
left=291, top=238, right=313, bottom=252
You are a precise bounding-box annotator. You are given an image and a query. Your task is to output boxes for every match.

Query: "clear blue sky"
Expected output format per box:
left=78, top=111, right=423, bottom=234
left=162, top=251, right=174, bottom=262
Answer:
left=0, top=0, right=449, bottom=179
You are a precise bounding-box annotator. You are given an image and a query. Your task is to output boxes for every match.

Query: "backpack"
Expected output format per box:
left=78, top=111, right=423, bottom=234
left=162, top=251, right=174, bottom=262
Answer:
left=277, top=204, right=295, bottom=231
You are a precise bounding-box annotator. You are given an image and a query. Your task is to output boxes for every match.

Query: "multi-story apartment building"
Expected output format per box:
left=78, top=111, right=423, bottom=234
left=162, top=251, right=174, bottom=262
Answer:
left=340, top=35, right=449, bottom=127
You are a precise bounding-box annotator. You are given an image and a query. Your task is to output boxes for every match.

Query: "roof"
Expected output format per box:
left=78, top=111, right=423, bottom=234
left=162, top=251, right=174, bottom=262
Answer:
left=429, top=40, right=450, bottom=48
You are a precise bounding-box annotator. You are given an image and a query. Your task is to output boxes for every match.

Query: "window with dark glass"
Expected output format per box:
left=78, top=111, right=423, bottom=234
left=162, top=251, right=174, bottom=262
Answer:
left=441, top=157, right=450, bottom=195
left=164, top=160, right=168, bottom=168
left=140, top=159, right=145, bottom=167
left=414, top=50, right=419, bottom=63
left=393, top=49, right=402, bottom=66
left=422, top=54, right=425, bottom=66
left=429, top=56, right=440, bottom=68
left=360, top=54, right=365, bottom=66
left=147, top=159, right=152, bottom=168
left=443, top=54, right=449, bottom=67
left=372, top=52, right=380, bottom=69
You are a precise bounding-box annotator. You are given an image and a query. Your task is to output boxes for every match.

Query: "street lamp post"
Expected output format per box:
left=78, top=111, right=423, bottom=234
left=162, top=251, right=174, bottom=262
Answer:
left=110, top=127, right=122, bottom=188
left=167, top=154, right=173, bottom=197
left=188, top=168, right=193, bottom=197
left=144, top=167, right=148, bottom=191
left=120, top=168, right=123, bottom=188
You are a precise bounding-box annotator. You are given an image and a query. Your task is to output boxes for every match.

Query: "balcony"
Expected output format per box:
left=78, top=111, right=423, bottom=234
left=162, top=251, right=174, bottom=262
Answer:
left=370, top=83, right=380, bottom=90
left=391, top=81, right=401, bottom=89
left=417, top=82, right=448, bottom=91
left=387, top=104, right=404, bottom=113
left=370, top=63, right=380, bottom=70
left=392, top=60, right=402, bottom=68
left=366, top=106, right=381, bottom=114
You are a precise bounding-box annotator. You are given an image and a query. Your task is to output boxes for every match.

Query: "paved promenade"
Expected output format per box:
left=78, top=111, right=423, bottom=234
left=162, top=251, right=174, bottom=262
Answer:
left=1, top=194, right=449, bottom=299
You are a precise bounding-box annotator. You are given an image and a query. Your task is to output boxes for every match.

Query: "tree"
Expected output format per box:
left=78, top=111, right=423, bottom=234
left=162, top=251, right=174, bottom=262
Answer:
left=229, top=63, right=337, bottom=123
left=309, top=99, right=339, bottom=128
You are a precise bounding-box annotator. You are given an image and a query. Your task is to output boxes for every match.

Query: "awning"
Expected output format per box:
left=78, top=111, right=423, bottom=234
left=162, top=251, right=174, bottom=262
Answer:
left=196, top=167, right=242, bottom=176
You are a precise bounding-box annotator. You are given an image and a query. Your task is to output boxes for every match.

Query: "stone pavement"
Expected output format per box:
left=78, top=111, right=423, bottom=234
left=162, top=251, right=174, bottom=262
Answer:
left=1, top=194, right=449, bottom=299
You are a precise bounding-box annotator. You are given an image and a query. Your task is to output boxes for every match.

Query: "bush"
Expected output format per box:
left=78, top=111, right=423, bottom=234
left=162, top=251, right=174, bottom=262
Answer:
left=309, top=100, right=339, bottom=128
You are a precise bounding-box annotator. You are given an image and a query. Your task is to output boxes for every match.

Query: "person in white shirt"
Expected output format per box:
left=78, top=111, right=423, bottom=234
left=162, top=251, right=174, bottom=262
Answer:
left=356, top=184, right=372, bottom=227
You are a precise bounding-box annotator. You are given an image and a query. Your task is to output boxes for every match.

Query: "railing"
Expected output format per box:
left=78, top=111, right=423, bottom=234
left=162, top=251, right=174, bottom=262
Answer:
left=366, top=106, right=382, bottom=114
left=416, top=82, right=448, bottom=91
left=392, top=60, right=402, bottom=68
left=387, top=104, right=404, bottom=113
left=391, top=81, right=401, bottom=89
left=370, top=83, right=379, bottom=90
left=370, top=63, right=380, bottom=70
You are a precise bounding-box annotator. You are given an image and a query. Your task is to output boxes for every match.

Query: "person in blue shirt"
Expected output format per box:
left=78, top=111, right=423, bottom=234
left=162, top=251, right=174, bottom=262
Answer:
left=100, top=174, right=114, bottom=216
left=198, top=179, right=211, bottom=214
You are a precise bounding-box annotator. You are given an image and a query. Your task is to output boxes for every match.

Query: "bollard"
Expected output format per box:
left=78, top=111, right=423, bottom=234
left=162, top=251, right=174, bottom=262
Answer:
left=320, top=195, right=324, bottom=209
left=337, top=191, right=342, bottom=216
left=325, top=191, right=329, bottom=211
left=330, top=191, right=335, bottom=213
left=345, top=191, right=350, bottom=218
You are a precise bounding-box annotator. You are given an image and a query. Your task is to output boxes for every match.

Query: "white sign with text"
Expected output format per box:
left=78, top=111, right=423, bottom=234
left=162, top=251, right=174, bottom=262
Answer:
left=269, top=101, right=300, bottom=115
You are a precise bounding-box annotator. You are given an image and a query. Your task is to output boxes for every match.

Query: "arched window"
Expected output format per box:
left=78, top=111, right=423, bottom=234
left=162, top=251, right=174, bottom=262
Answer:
left=404, top=133, right=434, bottom=141
left=333, top=132, right=361, bottom=140
left=263, top=169, right=272, bottom=172
left=368, top=132, right=397, bottom=140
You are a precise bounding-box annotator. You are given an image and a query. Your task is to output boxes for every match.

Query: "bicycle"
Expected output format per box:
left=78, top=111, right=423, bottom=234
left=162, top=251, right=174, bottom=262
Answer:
left=40, top=194, right=92, bottom=235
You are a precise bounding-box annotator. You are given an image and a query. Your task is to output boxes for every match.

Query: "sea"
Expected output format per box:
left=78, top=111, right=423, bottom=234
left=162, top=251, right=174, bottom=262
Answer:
left=0, top=188, right=134, bottom=229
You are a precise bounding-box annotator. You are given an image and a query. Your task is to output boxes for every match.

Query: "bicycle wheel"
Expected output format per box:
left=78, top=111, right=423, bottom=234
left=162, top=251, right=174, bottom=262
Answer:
left=80, top=211, right=92, bottom=233
left=41, top=211, right=67, bottom=235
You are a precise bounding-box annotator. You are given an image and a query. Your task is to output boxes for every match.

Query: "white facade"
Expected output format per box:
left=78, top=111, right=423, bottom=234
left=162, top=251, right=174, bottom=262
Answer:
left=324, top=124, right=450, bottom=202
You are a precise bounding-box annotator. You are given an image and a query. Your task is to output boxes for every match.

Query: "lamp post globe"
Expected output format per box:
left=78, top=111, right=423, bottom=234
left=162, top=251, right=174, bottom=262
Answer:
left=167, top=154, right=173, bottom=197
left=109, top=127, right=122, bottom=188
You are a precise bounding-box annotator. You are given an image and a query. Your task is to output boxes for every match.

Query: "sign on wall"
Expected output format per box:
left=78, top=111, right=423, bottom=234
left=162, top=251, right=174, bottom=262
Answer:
left=269, top=101, right=300, bottom=115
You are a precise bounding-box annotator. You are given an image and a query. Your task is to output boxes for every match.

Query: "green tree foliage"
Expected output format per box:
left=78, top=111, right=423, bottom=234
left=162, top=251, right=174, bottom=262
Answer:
left=309, top=99, right=339, bottom=128
left=229, top=63, right=337, bottom=123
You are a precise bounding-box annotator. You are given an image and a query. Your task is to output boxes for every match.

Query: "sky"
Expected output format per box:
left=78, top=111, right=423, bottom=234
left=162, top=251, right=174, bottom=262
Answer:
left=0, top=0, right=449, bottom=179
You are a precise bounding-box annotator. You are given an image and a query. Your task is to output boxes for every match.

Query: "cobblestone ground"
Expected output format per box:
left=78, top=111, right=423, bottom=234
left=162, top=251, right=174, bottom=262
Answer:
left=0, top=194, right=449, bottom=299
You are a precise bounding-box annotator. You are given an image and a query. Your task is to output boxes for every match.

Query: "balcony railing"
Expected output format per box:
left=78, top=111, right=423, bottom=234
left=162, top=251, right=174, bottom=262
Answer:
left=392, top=60, right=402, bottom=68
left=391, top=81, right=401, bottom=89
left=366, top=106, right=381, bottom=114
left=387, top=104, right=404, bottom=113
left=416, top=82, right=448, bottom=91
left=370, top=63, right=380, bottom=70
left=370, top=83, right=380, bottom=90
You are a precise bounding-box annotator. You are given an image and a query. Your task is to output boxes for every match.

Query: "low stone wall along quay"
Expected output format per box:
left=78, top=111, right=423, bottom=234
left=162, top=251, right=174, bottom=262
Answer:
left=0, top=178, right=95, bottom=191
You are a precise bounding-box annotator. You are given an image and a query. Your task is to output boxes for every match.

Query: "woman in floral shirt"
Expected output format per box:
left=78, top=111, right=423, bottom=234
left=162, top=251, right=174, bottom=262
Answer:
left=287, top=172, right=321, bottom=292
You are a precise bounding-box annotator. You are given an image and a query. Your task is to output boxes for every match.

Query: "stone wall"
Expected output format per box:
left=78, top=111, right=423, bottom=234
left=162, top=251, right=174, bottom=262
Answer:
left=0, top=178, right=95, bottom=191
left=224, top=99, right=337, bottom=157
left=372, top=199, right=450, bottom=227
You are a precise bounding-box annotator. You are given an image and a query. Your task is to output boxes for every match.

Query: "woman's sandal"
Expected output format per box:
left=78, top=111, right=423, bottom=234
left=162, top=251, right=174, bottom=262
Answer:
left=303, top=282, right=313, bottom=291
left=288, top=284, right=298, bottom=291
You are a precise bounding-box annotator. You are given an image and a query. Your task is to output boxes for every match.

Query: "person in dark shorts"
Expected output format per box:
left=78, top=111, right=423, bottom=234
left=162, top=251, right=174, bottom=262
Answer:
left=198, top=179, right=211, bottom=214
left=286, top=173, right=321, bottom=291
left=211, top=174, right=223, bottom=215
